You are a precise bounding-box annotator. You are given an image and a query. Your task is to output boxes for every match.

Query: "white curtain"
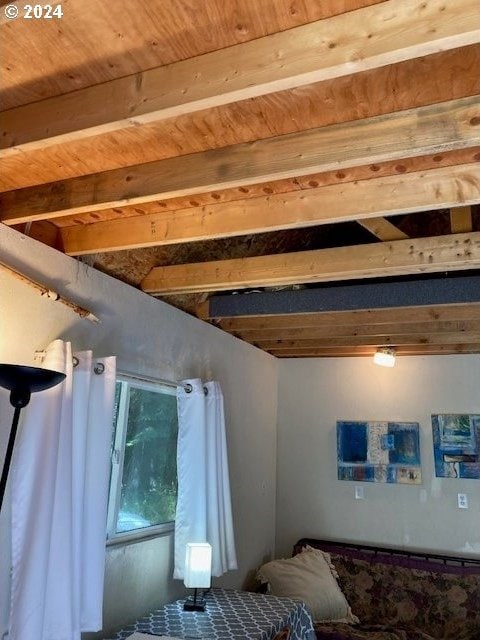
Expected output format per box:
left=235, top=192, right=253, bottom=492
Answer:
left=174, top=379, right=237, bottom=579
left=9, top=339, right=116, bottom=640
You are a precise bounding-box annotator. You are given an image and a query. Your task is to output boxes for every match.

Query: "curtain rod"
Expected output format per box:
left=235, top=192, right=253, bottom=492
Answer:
left=34, top=351, right=106, bottom=375
left=119, top=370, right=195, bottom=393
left=32, top=360, right=201, bottom=394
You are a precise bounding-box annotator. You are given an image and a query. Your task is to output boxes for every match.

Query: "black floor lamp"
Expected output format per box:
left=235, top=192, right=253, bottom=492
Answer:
left=0, top=364, right=66, bottom=513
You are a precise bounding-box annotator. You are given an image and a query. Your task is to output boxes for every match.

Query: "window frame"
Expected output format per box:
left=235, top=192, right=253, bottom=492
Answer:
left=106, top=372, right=178, bottom=545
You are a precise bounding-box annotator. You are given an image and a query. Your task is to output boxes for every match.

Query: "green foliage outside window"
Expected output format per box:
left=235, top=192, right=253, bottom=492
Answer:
left=111, top=381, right=178, bottom=535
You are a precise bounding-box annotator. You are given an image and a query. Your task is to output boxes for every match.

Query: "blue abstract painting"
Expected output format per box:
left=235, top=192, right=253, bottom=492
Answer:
left=337, top=421, right=421, bottom=484
left=432, top=414, right=480, bottom=479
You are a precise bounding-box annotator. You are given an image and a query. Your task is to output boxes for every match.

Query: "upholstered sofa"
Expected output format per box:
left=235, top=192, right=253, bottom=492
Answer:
left=293, top=538, right=480, bottom=640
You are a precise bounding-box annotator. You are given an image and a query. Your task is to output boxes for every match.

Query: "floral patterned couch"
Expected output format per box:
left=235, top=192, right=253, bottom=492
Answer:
left=293, top=539, right=480, bottom=640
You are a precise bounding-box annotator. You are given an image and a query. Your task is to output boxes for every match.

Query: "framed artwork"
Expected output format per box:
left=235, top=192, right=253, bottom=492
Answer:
left=337, top=420, right=421, bottom=484
left=432, top=414, right=480, bottom=479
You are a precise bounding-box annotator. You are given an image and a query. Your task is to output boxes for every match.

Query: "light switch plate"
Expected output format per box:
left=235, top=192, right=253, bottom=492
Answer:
left=458, top=493, right=468, bottom=509
left=355, top=486, right=364, bottom=500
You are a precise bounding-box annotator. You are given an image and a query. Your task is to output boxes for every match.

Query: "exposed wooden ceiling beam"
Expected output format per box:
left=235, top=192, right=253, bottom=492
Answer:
left=2, top=46, right=478, bottom=195
left=450, top=205, right=473, bottom=233
left=253, top=332, right=480, bottom=349
left=141, top=233, right=480, bottom=295
left=2, top=96, right=479, bottom=225
left=270, top=344, right=480, bottom=357
left=59, top=162, right=479, bottom=255
left=213, top=304, right=480, bottom=331
left=48, top=147, right=480, bottom=229
left=2, top=0, right=478, bottom=157
left=357, top=217, right=409, bottom=240
left=236, top=319, right=480, bottom=342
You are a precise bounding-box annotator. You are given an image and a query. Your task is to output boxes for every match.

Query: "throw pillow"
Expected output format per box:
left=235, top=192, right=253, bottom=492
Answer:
left=257, top=547, right=359, bottom=624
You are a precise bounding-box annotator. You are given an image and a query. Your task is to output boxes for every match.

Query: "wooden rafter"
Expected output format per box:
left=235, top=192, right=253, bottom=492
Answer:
left=236, top=320, right=480, bottom=341
left=357, top=218, right=409, bottom=241
left=213, top=304, right=480, bottom=331
left=1, top=96, right=479, bottom=225
left=253, top=332, right=480, bottom=349
left=2, top=0, right=478, bottom=156
left=53, top=147, right=480, bottom=230
left=59, top=162, right=479, bottom=255
left=2, top=45, right=479, bottom=195
left=141, top=233, right=480, bottom=295
left=271, top=344, right=480, bottom=357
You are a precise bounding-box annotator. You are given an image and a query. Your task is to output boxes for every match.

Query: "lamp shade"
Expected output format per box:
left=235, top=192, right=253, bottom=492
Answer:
left=0, top=364, right=65, bottom=394
left=0, top=364, right=66, bottom=407
left=184, top=543, right=212, bottom=589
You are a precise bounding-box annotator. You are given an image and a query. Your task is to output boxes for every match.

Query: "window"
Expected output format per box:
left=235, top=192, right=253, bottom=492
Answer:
left=107, top=376, right=178, bottom=541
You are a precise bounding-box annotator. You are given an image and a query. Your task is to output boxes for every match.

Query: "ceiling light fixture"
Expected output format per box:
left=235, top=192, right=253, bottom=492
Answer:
left=373, top=347, right=396, bottom=368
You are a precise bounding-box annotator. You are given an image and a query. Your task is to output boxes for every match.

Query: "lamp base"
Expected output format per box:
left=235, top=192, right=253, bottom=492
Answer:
left=183, top=589, right=206, bottom=612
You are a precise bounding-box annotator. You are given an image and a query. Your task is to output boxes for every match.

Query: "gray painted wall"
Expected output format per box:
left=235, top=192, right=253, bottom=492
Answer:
left=276, top=356, right=480, bottom=559
left=0, top=226, right=278, bottom=637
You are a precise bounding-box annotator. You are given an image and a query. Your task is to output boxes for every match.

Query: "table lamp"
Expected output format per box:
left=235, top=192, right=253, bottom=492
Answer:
left=0, top=364, right=66, bottom=512
left=183, top=542, right=212, bottom=612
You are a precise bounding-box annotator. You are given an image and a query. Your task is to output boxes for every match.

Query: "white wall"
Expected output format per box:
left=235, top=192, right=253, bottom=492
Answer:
left=276, top=356, right=480, bottom=559
left=0, top=225, right=278, bottom=637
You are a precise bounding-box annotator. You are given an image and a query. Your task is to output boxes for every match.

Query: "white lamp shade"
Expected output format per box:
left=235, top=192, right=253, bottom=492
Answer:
left=184, top=542, right=212, bottom=588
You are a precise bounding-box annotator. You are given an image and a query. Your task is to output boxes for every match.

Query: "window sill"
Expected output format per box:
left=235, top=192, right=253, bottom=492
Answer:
left=106, top=522, right=174, bottom=547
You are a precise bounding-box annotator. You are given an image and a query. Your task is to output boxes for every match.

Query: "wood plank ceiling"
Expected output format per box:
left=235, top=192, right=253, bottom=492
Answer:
left=1, top=0, right=480, bottom=358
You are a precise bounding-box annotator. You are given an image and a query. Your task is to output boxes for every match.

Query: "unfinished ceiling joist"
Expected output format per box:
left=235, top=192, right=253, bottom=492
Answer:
left=141, top=233, right=480, bottom=295
left=2, top=0, right=478, bottom=156
left=357, top=218, right=410, bottom=241
left=235, top=319, right=480, bottom=342
left=2, top=46, right=478, bottom=195
left=59, top=162, right=480, bottom=255
left=211, top=303, right=480, bottom=331
left=255, top=332, right=480, bottom=349
left=1, top=96, right=479, bottom=225
left=271, top=344, right=480, bottom=358
left=39, top=146, right=480, bottom=230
